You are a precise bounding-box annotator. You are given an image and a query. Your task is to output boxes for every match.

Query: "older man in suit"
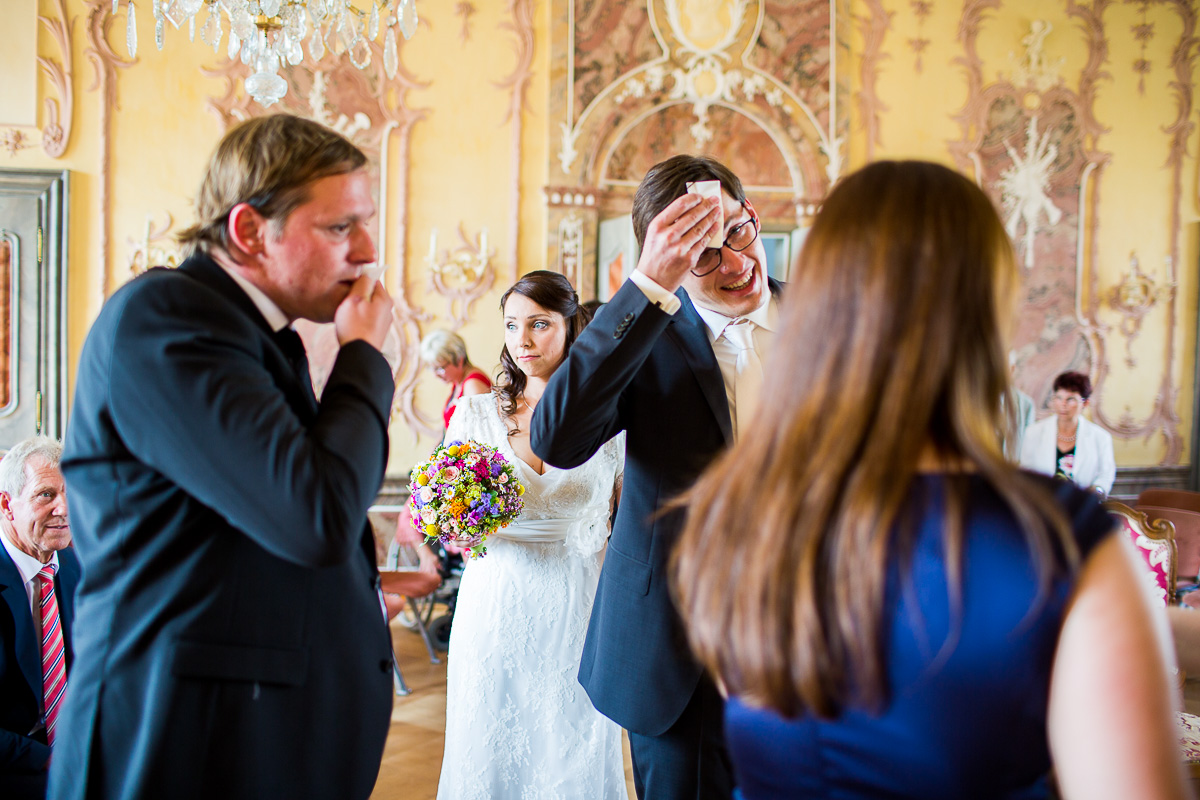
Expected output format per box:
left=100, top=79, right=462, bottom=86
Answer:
left=531, top=155, right=782, bottom=799
left=52, top=115, right=397, bottom=800
left=0, top=436, right=79, bottom=800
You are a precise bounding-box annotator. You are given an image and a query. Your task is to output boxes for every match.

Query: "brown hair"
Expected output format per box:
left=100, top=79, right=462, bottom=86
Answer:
left=631, top=155, right=746, bottom=249
left=670, top=160, right=1075, bottom=718
left=496, top=271, right=591, bottom=430
left=1053, top=371, right=1092, bottom=400
left=177, top=114, right=367, bottom=259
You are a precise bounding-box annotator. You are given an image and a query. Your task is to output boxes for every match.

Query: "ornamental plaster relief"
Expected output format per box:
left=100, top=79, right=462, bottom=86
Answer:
left=947, top=0, right=1198, bottom=465
left=2, top=0, right=76, bottom=160
left=549, top=0, right=848, bottom=295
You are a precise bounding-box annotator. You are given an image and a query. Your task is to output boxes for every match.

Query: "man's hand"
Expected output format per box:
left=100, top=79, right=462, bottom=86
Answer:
left=335, top=274, right=394, bottom=350
left=635, top=194, right=722, bottom=293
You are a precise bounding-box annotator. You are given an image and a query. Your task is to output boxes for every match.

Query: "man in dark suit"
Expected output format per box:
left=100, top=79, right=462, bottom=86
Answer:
left=531, top=155, right=781, bottom=799
left=51, top=115, right=397, bottom=800
left=0, top=436, right=79, bottom=800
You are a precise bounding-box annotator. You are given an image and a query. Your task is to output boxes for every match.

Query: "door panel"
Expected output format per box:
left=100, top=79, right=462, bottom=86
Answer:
left=0, top=169, right=68, bottom=446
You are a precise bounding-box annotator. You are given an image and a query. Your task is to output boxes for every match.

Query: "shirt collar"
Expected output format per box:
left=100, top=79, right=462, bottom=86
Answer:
left=0, top=527, right=58, bottom=589
left=216, top=263, right=291, bottom=333
left=692, top=293, right=778, bottom=342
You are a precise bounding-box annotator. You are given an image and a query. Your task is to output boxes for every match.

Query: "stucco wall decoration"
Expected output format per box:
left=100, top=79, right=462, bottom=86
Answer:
left=207, top=38, right=441, bottom=442
left=548, top=0, right=848, bottom=296
left=950, top=5, right=1109, bottom=427
left=950, top=0, right=1198, bottom=466
left=84, top=0, right=138, bottom=299
left=854, top=0, right=891, bottom=162
left=2, top=0, right=75, bottom=160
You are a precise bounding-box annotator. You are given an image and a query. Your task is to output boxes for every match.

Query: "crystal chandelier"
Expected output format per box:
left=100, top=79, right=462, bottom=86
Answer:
left=110, top=0, right=418, bottom=107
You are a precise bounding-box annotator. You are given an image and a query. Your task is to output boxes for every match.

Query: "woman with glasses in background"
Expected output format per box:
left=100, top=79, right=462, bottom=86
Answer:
left=420, top=329, right=492, bottom=431
left=1020, top=371, right=1116, bottom=495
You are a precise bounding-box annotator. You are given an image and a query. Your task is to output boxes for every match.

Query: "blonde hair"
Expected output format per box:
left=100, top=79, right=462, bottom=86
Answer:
left=419, top=330, right=468, bottom=366
left=177, top=114, right=366, bottom=259
left=671, top=160, right=1073, bottom=718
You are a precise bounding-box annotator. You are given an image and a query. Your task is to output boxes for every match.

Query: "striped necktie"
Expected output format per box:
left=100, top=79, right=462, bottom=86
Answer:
left=38, top=563, right=66, bottom=745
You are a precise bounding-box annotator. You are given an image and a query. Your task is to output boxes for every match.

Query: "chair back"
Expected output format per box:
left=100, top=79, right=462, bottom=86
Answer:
left=1105, top=499, right=1177, bottom=608
left=1137, top=489, right=1200, bottom=586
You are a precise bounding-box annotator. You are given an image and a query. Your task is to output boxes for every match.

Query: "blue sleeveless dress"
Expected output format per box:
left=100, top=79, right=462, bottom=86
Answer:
left=725, top=473, right=1113, bottom=800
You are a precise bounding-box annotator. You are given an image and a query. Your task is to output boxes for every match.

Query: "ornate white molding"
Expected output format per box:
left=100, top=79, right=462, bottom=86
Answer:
left=3, top=0, right=76, bottom=159
left=557, top=212, right=583, bottom=277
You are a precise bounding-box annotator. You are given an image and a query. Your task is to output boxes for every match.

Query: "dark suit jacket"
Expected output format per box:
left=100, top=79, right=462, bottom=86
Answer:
left=0, top=546, right=80, bottom=777
left=531, top=277, right=782, bottom=736
left=50, top=255, right=396, bottom=800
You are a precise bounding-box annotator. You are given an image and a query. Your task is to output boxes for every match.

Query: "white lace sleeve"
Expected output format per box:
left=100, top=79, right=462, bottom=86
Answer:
left=444, top=392, right=496, bottom=450
left=564, top=431, right=626, bottom=559
left=607, top=430, right=625, bottom=498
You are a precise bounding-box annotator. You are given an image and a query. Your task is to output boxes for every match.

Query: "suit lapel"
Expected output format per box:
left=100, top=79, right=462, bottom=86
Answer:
left=56, top=548, right=80, bottom=662
left=665, top=279, right=785, bottom=447
left=178, top=255, right=319, bottom=416
left=0, top=549, right=40, bottom=701
left=667, top=291, right=734, bottom=445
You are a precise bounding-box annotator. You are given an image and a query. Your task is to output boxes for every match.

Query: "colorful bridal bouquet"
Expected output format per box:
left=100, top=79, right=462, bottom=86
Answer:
left=408, top=440, right=524, bottom=559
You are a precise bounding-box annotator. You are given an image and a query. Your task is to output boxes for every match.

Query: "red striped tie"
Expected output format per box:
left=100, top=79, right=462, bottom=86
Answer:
left=38, top=564, right=66, bottom=745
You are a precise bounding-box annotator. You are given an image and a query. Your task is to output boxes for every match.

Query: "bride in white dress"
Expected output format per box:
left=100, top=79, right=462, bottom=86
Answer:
left=437, top=271, right=628, bottom=800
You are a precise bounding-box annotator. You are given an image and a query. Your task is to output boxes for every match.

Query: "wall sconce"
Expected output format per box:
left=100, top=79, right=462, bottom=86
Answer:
left=426, top=224, right=495, bottom=328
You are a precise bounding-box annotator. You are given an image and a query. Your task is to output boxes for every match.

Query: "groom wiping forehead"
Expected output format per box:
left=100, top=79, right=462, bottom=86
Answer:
left=531, top=154, right=781, bottom=800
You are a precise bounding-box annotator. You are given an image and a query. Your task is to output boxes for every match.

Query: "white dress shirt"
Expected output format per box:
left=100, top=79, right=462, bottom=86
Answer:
left=692, top=301, right=777, bottom=437
left=629, top=270, right=777, bottom=436
left=218, top=262, right=291, bottom=333
left=1, top=529, right=60, bottom=640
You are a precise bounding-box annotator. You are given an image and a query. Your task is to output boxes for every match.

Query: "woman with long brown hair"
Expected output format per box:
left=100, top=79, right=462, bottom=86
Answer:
left=671, top=161, right=1189, bottom=799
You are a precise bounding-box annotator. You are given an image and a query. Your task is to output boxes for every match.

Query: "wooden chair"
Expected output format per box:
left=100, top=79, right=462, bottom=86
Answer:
left=1137, top=489, right=1200, bottom=606
left=1105, top=499, right=1177, bottom=608
left=373, top=507, right=443, bottom=696
left=1104, top=500, right=1200, bottom=783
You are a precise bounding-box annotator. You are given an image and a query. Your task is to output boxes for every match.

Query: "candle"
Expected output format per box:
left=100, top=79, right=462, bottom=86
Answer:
left=480, top=227, right=489, bottom=256
left=428, top=227, right=438, bottom=264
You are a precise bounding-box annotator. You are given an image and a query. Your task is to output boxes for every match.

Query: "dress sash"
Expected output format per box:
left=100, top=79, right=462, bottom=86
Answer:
left=492, top=514, right=611, bottom=557
left=492, top=517, right=575, bottom=543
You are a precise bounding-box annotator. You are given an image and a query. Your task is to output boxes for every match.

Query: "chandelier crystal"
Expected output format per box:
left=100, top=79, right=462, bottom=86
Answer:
left=111, top=0, right=417, bottom=107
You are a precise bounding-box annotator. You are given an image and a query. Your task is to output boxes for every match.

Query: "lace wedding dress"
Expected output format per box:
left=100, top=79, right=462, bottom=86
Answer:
left=436, top=393, right=628, bottom=800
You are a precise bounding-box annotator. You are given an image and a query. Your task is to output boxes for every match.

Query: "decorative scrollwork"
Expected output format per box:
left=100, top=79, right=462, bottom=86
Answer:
left=126, top=213, right=179, bottom=275
left=426, top=225, right=496, bottom=330
left=38, top=0, right=76, bottom=158
left=1108, top=253, right=1175, bottom=368
left=3, top=0, right=76, bottom=160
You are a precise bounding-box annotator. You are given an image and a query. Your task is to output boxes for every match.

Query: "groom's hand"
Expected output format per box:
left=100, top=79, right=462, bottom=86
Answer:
left=635, top=194, right=722, bottom=293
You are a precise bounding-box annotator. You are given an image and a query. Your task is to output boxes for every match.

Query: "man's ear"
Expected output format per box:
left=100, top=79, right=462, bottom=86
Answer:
left=226, top=203, right=269, bottom=261
left=743, top=198, right=760, bottom=224
left=0, top=492, right=15, bottom=522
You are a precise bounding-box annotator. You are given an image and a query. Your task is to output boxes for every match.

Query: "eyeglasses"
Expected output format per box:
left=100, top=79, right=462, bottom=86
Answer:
left=691, top=203, right=759, bottom=277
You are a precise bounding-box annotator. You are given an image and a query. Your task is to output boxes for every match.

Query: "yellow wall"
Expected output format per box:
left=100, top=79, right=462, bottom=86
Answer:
left=3, top=0, right=1197, bottom=476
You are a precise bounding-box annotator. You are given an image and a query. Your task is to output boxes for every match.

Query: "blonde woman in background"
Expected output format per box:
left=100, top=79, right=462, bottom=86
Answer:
left=671, top=161, right=1189, bottom=800
left=420, top=329, right=491, bottom=430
